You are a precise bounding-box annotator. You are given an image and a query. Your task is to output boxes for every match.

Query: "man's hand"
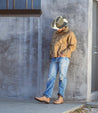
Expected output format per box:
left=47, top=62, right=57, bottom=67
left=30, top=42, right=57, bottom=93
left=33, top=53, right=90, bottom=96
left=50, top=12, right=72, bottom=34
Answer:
left=50, top=54, right=53, bottom=58
left=58, top=54, right=65, bottom=57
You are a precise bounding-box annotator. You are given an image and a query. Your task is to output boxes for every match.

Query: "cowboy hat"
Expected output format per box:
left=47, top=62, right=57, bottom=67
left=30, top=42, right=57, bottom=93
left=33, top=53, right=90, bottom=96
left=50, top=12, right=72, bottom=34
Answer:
left=51, top=16, right=68, bottom=30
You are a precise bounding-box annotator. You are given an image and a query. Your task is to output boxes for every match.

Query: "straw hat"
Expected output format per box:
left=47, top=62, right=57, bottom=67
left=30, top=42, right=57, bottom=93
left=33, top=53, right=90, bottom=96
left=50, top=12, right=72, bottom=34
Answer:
left=51, top=16, right=68, bottom=30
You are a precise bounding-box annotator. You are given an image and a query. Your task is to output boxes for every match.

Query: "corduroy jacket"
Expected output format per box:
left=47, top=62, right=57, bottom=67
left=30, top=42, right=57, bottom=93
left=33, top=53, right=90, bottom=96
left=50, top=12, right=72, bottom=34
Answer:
left=50, top=27, right=77, bottom=59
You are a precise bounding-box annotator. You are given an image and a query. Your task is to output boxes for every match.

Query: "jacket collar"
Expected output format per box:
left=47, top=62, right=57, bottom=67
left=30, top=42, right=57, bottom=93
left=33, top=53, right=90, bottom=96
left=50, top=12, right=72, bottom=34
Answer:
left=56, top=27, right=69, bottom=34
left=63, top=27, right=69, bottom=33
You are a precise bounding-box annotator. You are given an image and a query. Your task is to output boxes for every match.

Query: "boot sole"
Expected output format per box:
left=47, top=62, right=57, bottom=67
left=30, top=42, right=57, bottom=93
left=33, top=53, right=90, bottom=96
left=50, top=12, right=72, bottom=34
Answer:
left=53, top=101, right=64, bottom=104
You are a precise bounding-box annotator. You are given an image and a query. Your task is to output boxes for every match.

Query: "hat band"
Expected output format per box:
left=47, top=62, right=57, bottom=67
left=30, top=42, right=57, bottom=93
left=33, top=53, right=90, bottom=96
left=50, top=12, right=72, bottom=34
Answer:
left=56, top=22, right=67, bottom=29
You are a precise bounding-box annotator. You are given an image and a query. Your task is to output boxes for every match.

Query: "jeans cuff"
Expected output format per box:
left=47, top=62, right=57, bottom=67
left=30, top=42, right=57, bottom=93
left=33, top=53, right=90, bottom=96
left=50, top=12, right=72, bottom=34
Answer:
left=43, top=93, right=50, bottom=98
left=57, top=93, right=64, bottom=97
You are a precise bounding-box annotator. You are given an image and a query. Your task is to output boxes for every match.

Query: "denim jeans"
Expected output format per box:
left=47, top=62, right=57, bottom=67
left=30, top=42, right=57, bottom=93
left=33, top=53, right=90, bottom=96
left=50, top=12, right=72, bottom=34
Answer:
left=43, top=57, right=70, bottom=98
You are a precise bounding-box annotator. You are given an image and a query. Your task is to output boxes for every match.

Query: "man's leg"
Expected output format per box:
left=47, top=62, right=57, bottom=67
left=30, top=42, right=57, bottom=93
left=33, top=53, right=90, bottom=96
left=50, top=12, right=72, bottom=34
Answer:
left=58, top=57, right=70, bottom=97
left=53, top=57, right=70, bottom=104
left=43, top=58, right=59, bottom=98
left=35, top=58, right=58, bottom=103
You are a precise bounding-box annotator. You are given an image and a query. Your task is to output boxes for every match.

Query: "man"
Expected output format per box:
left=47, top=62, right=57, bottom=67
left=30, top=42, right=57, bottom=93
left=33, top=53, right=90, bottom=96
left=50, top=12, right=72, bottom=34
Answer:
left=35, top=16, right=77, bottom=104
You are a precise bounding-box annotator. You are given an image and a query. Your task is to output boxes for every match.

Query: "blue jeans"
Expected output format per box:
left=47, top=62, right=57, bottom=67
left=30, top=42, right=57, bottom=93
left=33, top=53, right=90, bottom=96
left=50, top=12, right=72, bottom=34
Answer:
left=43, top=57, right=70, bottom=98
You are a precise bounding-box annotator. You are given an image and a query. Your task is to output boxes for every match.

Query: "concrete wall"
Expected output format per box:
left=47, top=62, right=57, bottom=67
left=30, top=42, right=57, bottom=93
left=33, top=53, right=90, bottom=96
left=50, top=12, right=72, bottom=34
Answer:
left=0, top=0, right=89, bottom=100
left=0, top=17, right=42, bottom=99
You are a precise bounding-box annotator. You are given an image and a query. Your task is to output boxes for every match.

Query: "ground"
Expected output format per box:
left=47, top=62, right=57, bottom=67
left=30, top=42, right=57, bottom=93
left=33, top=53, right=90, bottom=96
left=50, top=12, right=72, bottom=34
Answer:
left=71, top=106, right=98, bottom=113
left=0, top=98, right=98, bottom=113
left=72, top=101, right=98, bottom=113
left=0, top=98, right=84, bottom=113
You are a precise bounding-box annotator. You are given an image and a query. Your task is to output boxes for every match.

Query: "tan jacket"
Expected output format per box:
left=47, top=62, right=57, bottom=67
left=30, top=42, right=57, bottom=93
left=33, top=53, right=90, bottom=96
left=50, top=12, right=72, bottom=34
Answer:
left=50, top=27, right=77, bottom=59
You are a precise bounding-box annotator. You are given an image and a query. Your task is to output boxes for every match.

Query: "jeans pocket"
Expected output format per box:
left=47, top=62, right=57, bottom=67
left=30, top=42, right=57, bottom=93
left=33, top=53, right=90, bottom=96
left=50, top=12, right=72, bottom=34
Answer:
left=50, top=57, right=56, bottom=62
left=59, top=57, right=70, bottom=65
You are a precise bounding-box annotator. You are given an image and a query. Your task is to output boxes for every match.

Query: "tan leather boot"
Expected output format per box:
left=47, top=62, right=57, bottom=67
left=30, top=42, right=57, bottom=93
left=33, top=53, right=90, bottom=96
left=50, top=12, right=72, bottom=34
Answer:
left=34, top=96, right=50, bottom=104
left=53, top=95, right=64, bottom=104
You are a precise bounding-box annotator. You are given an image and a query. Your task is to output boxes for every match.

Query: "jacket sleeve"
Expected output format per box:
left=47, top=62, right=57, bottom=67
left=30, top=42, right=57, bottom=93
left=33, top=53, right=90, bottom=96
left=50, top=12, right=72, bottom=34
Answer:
left=50, top=32, right=62, bottom=57
left=61, top=32, right=77, bottom=55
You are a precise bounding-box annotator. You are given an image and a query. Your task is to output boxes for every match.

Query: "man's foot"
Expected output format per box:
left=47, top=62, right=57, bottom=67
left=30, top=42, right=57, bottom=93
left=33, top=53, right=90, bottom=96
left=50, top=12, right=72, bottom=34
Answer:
left=53, top=95, right=64, bottom=104
left=34, top=96, right=50, bottom=104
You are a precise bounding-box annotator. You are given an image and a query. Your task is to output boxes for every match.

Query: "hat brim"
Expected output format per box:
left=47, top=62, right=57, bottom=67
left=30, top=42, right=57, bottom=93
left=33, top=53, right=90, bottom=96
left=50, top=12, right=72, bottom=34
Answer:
left=51, top=18, right=68, bottom=30
left=51, top=19, right=59, bottom=30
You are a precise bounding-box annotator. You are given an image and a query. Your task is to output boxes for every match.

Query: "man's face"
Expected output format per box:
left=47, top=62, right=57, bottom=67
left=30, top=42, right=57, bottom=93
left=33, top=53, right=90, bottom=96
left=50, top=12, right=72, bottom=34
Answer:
left=57, top=27, right=65, bottom=32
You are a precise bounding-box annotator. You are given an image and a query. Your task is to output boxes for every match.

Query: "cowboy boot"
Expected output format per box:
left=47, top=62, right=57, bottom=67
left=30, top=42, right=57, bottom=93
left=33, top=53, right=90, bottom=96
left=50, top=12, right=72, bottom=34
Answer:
left=53, top=95, right=64, bottom=104
left=34, top=96, right=50, bottom=104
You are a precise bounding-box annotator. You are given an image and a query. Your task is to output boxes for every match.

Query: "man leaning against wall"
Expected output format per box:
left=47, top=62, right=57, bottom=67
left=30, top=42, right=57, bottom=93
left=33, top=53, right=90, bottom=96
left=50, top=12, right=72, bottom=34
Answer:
left=35, top=16, right=77, bottom=104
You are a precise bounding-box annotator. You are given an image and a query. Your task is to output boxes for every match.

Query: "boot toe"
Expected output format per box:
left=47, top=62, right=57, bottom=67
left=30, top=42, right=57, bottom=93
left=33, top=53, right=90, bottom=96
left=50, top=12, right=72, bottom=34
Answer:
left=34, top=96, right=50, bottom=103
left=34, top=97, right=43, bottom=102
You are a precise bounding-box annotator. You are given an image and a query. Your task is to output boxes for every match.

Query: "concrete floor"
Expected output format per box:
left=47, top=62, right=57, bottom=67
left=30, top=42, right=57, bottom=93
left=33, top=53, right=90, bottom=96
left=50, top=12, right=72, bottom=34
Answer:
left=0, top=98, right=85, bottom=113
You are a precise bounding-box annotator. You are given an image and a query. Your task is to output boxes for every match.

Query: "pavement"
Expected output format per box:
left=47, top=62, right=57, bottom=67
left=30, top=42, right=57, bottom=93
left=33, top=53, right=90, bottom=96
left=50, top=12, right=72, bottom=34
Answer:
left=86, top=101, right=98, bottom=108
left=0, top=98, right=85, bottom=113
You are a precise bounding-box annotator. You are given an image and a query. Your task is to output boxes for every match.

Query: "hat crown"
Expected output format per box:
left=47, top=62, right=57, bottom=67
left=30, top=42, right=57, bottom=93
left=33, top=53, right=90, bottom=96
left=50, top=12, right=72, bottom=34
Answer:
left=56, top=16, right=64, bottom=28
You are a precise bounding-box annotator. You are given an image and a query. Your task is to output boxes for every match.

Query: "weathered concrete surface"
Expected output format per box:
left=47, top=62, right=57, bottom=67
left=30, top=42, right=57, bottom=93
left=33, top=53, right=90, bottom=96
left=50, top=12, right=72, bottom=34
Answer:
left=0, top=0, right=89, bottom=100
left=0, top=17, right=42, bottom=99
left=0, top=98, right=84, bottom=113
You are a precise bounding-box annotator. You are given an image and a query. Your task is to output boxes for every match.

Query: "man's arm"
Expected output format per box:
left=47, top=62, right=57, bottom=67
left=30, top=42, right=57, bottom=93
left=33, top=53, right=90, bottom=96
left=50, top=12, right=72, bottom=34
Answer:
left=50, top=31, right=56, bottom=58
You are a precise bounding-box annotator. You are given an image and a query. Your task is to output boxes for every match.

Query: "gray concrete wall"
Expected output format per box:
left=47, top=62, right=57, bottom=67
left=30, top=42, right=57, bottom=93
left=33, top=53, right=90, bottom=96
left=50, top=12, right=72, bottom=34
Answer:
left=0, top=17, right=42, bottom=99
left=0, top=0, right=89, bottom=100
